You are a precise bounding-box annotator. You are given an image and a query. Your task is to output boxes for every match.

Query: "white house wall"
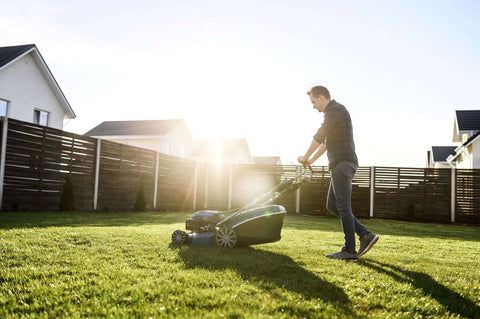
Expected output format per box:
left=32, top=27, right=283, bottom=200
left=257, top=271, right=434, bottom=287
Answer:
left=0, top=53, right=65, bottom=129
left=108, top=137, right=162, bottom=152
left=162, top=123, right=195, bottom=158
left=473, top=140, right=480, bottom=169
left=434, top=162, right=452, bottom=169
left=99, top=122, right=195, bottom=158
left=233, top=144, right=254, bottom=164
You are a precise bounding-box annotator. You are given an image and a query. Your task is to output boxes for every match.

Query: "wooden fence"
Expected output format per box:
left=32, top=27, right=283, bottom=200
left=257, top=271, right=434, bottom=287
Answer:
left=0, top=118, right=479, bottom=224
left=0, top=118, right=195, bottom=212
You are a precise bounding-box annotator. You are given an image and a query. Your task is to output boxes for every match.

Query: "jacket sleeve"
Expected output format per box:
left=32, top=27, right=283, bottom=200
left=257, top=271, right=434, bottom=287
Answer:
left=313, top=108, right=336, bottom=144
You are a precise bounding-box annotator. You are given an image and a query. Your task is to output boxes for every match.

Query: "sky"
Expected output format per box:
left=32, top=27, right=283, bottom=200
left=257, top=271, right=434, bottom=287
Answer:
left=1, top=0, right=480, bottom=167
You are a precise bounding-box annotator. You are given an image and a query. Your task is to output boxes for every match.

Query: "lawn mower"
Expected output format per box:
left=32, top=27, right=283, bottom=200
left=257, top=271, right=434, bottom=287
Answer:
left=171, top=164, right=312, bottom=248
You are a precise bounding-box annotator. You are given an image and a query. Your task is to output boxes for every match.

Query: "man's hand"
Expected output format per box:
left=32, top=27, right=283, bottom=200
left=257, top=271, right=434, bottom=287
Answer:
left=297, top=156, right=310, bottom=167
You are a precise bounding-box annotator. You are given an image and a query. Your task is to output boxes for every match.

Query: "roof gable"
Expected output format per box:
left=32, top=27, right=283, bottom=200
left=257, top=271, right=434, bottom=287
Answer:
left=431, top=146, right=456, bottom=163
left=84, top=120, right=185, bottom=136
left=456, top=110, right=480, bottom=131
left=0, top=44, right=75, bottom=119
left=0, top=44, right=35, bottom=68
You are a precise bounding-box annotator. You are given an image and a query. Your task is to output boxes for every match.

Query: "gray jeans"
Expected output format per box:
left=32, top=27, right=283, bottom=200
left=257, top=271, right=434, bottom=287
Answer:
left=327, top=161, right=369, bottom=253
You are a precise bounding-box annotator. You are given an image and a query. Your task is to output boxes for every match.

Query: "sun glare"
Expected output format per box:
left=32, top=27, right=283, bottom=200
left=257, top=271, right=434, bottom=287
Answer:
left=213, top=138, right=223, bottom=166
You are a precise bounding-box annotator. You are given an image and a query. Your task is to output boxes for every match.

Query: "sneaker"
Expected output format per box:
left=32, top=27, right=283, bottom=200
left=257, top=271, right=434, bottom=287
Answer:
left=326, top=248, right=357, bottom=260
left=357, top=232, right=379, bottom=257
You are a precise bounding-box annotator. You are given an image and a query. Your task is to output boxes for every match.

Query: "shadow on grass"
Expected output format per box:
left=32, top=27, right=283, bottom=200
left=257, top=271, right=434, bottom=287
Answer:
left=358, top=260, right=480, bottom=318
left=284, top=215, right=480, bottom=242
left=0, top=211, right=189, bottom=229
left=174, top=245, right=357, bottom=317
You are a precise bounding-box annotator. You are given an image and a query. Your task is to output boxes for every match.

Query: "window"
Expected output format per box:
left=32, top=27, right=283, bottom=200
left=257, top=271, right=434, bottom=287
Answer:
left=34, top=109, right=49, bottom=126
left=0, top=99, right=8, bottom=116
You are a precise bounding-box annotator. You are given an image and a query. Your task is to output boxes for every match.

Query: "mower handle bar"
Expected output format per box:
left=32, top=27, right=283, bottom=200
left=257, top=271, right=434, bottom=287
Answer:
left=216, top=164, right=313, bottom=226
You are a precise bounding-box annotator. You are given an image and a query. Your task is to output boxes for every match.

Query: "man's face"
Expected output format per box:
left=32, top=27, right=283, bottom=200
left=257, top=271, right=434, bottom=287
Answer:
left=310, top=94, right=327, bottom=112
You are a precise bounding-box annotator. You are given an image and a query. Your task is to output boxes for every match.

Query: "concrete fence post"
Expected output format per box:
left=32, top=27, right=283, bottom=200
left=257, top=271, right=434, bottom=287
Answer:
left=204, top=163, right=209, bottom=208
left=451, top=168, right=456, bottom=223
left=93, top=139, right=101, bottom=210
left=295, top=165, right=301, bottom=213
left=192, top=161, right=198, bottom=210
left=369, top=166, right=375, bottom=218
left=228, top=163, right=233, bottom=210
left=153, top=152, right=160, bottom=209
left=0, top=117, right=8, bottom=210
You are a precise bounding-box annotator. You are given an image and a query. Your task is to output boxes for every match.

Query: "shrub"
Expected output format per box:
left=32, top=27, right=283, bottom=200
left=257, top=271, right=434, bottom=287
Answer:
left=134, top=182, right=147, bottom=212
left=407, top=202, right=415, bottom=220
left=59, top=176, right=76, bottom=211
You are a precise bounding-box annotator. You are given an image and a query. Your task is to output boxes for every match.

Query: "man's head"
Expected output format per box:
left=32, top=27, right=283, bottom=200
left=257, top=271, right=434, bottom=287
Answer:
left=307, top=86, right=331, bottom=112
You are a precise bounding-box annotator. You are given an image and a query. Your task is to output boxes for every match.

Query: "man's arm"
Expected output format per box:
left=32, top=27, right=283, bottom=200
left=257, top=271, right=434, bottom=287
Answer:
left=297, top=139, right=326, bottom=165
left=297, top=140, right=320, bottom=163
left=308, top=142, right=326, bottom=164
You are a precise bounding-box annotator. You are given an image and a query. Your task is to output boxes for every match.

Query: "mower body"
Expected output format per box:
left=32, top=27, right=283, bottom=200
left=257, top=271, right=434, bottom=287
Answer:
left=175, top=205, right=287, bottom=247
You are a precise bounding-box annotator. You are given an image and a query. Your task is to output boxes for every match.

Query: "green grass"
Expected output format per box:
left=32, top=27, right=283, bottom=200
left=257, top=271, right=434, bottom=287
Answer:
left=1, top=211, right=479, bottom=318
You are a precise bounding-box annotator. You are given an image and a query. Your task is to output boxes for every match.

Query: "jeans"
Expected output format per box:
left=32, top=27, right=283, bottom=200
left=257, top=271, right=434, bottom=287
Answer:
left=326, top=161, right=369, bottom=253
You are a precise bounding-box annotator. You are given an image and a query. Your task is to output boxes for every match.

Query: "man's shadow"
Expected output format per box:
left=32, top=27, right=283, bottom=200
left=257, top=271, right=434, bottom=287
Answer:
left=172, top=245, right=355, bottom=316
left=358, top=259, right=480, bottom=319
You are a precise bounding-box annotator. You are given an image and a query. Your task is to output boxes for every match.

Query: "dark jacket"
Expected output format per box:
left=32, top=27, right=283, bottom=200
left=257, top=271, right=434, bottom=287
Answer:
left=313, top=100, right=358, bottom=170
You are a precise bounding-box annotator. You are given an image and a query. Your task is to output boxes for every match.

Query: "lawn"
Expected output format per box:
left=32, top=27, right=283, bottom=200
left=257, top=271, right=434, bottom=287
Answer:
left=1, top=211, right=479, bottom=318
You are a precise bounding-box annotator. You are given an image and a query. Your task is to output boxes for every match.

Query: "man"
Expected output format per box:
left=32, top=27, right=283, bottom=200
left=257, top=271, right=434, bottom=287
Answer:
left=298, top=85, right=378, bottom=260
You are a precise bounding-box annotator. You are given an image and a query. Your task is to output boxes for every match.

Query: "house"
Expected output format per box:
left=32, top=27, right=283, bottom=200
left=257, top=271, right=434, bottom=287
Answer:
left=0, top=44, right=75, bottom=129
left=253, top=156, right=282, bottom=165
left=192, top=139, right=254, bottom=164
left=84, top=119, right=195, bottom=158
left=427, top=146, right=456, bottom=168
left=447, top=110, right=480, bottom=168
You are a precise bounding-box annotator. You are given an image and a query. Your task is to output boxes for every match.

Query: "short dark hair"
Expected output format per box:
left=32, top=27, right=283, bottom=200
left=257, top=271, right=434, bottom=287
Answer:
left=307, top=86, right=331, bottom=99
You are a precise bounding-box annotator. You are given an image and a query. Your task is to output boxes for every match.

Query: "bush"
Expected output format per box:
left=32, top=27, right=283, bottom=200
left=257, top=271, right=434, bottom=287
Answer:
left=59, top=176, right=76, bottom=211
left=407, top=202, right=415, bottom=220
left=134, top=182, right=147, bottom=212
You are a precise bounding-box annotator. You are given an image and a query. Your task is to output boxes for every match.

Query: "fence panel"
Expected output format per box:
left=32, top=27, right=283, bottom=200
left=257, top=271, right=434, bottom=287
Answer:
left=96, top=140, right=156, bottom=211
left=297, top=166, right=370, bottom=217
left=373, top=167, right=451, bottom=222
left=455, top=169, right=480, bottom=224
left=274, top=165, right=299, bottom=213
left=298, top=166, right=330, bottom=215
left=193, top=163, right=230, bottom=210
left=155, top=154, right=195, bottom=211
left=2, top=119, right=97, bottom=210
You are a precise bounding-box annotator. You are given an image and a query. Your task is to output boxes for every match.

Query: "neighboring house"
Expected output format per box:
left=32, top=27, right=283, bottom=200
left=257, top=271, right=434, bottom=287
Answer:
left=84, top=120, right=195, bottom=158
left=192, top=139, right=254, bottom=164
left=427, top=146, right=456, bottom=168
left=253, top=156, right=282, bottom=165
left=447, top=110, right=480, bottom=169
left=0, top=44, right=75, bottom=129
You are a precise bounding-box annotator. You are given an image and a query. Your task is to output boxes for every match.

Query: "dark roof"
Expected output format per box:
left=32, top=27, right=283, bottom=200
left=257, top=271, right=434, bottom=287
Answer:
left=0, top=44, right=36, bottom=68
left=431, top=146, right=456, bottom=162
left=192, top=139, right=246, bottom=158
left=456, top=110, right=480, bottom=132
left=252, top=156, right=281, bottom=165
left=84, top=120, right=184, bottom=136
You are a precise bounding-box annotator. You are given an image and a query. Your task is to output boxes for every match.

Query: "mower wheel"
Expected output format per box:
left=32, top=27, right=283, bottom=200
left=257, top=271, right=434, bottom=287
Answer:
left=216, top=227, right=237, bottom=248
left=171, top=230, right=187, bottom=244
